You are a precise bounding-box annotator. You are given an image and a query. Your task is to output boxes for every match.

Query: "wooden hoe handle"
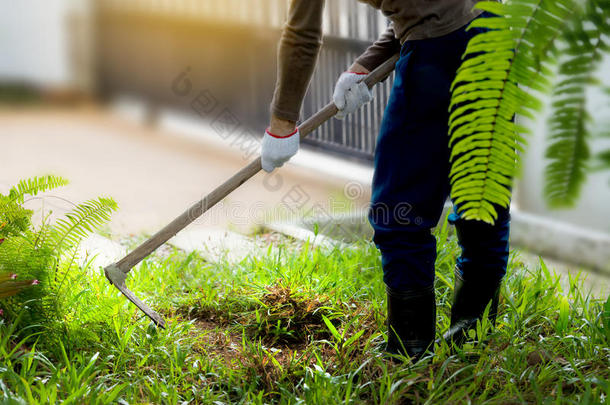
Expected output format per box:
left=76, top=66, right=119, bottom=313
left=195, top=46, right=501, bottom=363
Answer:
left=105, top=54, right=399, bottom=327
left=113, top=53, right=399, bottom=274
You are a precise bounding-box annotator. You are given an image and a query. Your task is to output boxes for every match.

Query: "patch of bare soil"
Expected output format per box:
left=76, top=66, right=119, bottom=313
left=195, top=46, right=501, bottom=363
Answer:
left=183, top=283, right=334, bottom=361
left=179, top=282, right=382, bottom=390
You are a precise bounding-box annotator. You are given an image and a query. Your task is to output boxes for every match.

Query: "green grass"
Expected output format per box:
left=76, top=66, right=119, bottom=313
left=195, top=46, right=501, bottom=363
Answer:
left=1, top=222, right=609, bottom=404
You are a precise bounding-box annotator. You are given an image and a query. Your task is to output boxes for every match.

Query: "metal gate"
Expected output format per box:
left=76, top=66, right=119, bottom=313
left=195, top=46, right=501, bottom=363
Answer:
left=95, top=0, right=394, bottom=161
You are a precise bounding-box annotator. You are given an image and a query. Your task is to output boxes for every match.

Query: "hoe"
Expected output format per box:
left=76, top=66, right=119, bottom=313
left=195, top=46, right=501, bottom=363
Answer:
left=104, top=54, right=399, bottom=328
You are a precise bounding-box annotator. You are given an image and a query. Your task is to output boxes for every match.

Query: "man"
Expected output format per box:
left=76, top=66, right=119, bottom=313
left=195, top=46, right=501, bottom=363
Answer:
left=261, top=0, right=510, bottom=360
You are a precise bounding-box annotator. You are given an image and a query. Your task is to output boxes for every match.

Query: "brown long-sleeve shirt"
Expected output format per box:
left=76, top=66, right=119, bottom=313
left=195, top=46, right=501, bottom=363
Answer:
left=271, top=0, right=486, bottom=122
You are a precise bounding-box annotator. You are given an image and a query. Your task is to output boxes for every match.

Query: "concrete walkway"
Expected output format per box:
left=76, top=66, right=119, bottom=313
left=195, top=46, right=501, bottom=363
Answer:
left=0, top=105, right=369, bottom=236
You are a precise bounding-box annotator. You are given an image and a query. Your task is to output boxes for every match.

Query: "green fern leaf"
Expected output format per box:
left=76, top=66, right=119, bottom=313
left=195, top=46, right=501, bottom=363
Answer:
left=544, top=0, right=610, bottom=207
left=51, top=197, right=118, bottom=250
left=8, top=175, right=69, bottom=204
left=449, top=0, right=578, bottom=223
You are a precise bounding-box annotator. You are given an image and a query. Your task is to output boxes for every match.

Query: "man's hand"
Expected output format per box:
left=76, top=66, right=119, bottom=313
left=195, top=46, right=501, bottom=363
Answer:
left=333, top=63, right=373, bottom=120
left=261, top=116, right=299, bottom=172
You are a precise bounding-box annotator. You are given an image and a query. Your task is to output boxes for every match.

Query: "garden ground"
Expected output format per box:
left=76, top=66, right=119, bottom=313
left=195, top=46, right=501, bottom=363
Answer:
left=1, top=221, right=609, bottom=404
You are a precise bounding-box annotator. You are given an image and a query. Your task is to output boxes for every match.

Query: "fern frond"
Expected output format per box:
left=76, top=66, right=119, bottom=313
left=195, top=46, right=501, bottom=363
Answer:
left=543, top=13, right=606, bottom=207
left=449, top=0, right=577, bottom=223
left=0, top=199, right=32, bottom=239
left=51, top=197, right=118, bottom=250
left=8, top=175, right=69, bottom=204
left=545, top=0, right=610, bottom=203
left=0, top=234, right=55, bottom=325
left=0, top=176, right=69, bottom=239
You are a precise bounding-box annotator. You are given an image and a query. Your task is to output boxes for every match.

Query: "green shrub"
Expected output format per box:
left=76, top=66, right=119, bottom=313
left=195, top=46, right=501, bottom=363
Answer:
left=0, top=176, right=117, bottom=341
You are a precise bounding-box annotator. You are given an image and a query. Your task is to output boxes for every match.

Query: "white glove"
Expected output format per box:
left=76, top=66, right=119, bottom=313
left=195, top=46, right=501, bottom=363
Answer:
left=333, top=71, right=374, bottom=120
left=261, top=127, right=299, bottom=172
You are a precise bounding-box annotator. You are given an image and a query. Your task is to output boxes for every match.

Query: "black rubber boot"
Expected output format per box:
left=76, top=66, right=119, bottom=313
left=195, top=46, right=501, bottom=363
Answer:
left=442, top=269, right=502, bottom=347
left=385, top=285, right=436, bottom=361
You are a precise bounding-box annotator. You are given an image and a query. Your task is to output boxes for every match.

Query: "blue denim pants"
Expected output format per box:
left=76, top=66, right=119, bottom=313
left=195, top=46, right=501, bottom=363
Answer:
left=368, top=13, right=510, bottom=291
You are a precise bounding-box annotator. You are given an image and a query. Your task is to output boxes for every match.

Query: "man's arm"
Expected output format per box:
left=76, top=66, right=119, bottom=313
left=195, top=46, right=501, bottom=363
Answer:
left=353, top=23, right=401, bottom=73
left=269, top=0, right=325, bottom=135
left=331, top=23, right=400, bottom=119
left=269, top=4, right=400, bottom=133
left=262, top=5, right=400, bottom=172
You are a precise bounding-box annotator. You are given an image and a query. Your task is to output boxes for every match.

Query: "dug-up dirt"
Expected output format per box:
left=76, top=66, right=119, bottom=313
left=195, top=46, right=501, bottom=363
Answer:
left=175, top=282, right=380, bottom=390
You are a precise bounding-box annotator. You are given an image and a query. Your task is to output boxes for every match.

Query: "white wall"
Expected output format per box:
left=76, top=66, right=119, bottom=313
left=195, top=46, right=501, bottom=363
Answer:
left=517, top=54, right=610, bottom=234
left=0, top=0, right=73, bottom=87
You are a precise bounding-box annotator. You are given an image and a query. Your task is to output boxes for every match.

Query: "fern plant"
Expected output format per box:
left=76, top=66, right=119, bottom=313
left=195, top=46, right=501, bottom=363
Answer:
left=449, top=0, right=610, bottom=222
left=0, top=175, right=118, bottom=334
left=545, top=1, right=610, bottom=207
left=7, top=175, right=70, bottom=205
left=0, top=175, right=69, bottom=239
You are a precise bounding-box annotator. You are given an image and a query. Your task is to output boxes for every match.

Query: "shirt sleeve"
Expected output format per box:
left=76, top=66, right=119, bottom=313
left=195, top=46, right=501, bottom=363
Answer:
left=354, top=23, right=401, bottom=72
left=270, top=0, right=325, bottom=123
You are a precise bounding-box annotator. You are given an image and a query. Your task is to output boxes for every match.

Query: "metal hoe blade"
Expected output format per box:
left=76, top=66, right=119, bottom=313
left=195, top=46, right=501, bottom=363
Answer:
left=104, top=264, right=166, bottom=328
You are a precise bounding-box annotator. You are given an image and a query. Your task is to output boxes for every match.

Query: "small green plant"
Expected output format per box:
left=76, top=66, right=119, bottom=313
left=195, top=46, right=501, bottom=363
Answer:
left=321, top=314, right=365, bottom=365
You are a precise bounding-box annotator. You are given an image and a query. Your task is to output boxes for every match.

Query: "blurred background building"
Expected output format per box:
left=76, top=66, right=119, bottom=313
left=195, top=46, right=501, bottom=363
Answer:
left=0, top=0, right=609, bottom=279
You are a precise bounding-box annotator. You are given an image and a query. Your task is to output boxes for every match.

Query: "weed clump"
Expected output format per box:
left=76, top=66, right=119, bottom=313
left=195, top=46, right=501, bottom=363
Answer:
left=180, top=282, right=340, bottom=347
left=253, top=282, right=336, bottom=345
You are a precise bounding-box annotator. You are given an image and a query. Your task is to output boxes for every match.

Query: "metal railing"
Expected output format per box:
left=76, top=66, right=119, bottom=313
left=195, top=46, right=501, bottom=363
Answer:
left=96, top=0, right=394, bottom=161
